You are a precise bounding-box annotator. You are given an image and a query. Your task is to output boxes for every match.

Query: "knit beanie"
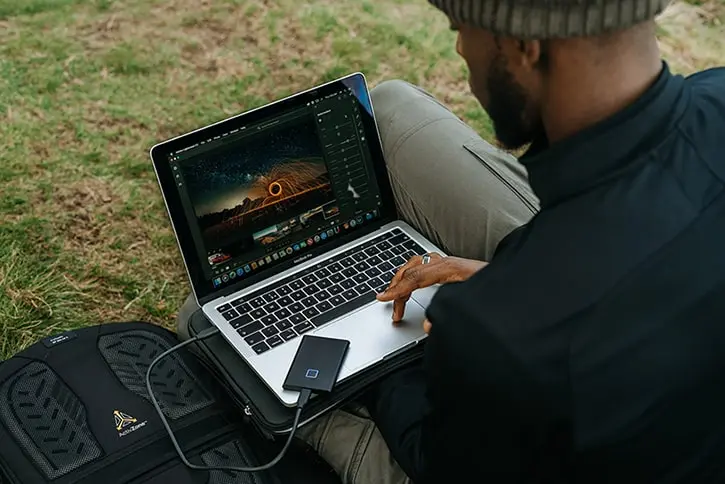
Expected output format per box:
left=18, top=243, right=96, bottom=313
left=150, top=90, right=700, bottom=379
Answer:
left=428, top=0, right=670, bottom=39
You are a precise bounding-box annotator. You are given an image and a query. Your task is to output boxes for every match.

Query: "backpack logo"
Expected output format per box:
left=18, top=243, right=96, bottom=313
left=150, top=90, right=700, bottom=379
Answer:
left=114, top=410, right=147, bottom=437
left=114, top=410, right=137, bottom=431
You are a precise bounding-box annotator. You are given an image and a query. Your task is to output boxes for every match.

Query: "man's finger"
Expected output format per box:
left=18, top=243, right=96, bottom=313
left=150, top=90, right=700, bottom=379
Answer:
left=423, top=319, right=432, bottom=334
left=392, top=294, right=411, bottom=322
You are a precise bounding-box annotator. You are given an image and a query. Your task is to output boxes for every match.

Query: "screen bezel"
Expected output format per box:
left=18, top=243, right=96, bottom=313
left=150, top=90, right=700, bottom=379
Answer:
left=150, top=73, right=397, bottom=305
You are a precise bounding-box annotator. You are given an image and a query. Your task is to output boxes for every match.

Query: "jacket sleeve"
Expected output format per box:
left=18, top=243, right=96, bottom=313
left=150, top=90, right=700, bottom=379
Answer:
left=367, top=279, right=571, bottom=483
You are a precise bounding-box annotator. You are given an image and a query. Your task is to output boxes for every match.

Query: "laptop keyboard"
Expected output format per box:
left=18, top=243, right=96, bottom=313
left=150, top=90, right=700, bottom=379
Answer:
left=215, top=228, right=427, bottom=355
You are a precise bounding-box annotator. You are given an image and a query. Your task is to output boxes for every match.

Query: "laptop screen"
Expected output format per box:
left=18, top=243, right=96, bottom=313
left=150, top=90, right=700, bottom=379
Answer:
left=153, top=74, right=395, bottom=302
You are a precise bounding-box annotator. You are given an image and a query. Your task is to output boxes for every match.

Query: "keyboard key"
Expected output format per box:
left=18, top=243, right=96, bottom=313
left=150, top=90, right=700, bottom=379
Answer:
left=316, top=300, right=333, bottom=313
left=391, top=228, right=402, bottom=235
left=367, top=276, right=383, bottom=287
left=366, top=267, right=381, bottom=278
left=377, top=241, right=392, bottom=251
left=294, top=322, right=315, bottom=335
left=354, top=283, right=370, bottom=295
left=329, top=273, right=344, bottom=283
left=221, top=309, right=238, bottom=321
left=233, top=302, right=252, bottom=314
left=354, top=261, right=370, bottom=272
left=303, top=307, right=320, bottom=319
left=382, top=271, right=396, bottom=282
left=264, top=302, right=280, bottom=313
left=369, top=234, right=387, bottom=245
left=267, top=335, right=283, bottom=348
left=341, top=257, right=355, bottom=268
left=289, top=302, right=304, bottom=313
left=329, top=295, right=345, bottom=307
left=278, top=296, right=293, bottom=307
left=352, top=252, right=366, bottom=262
left=289, top=314, right=305, bottom=325
left=342, top=268, right=357, bottom=278
left=277, top=319, right=293, bottom=331
left=341, top=279, right=355, bottom=289
left=289, top=280, right=305, bottom=290
left=365, top=247, right=380, bottom=256
left=276, top=285, right=292, bottom=296
left=328, top=285, right=343, bottom=295
left=378, top=261, right=393, bottom=272
left=342, top=289, right=358, bottom=300
left=302, top=274, right=317, bottom=284
left=311, top=291, right=377, bottom=328
left=389, top=233, right=410, bottom=245
left=302, top=297, right=318, bottom=307
left=374, top=284, right=388, bottom=294
left=252, top=342, right=270, bottom=354
left=262, top=325, right=279, bottom=337
left=404, top=240, right=425, bottom=253
left=229, top=314, right=252, bottom=329
left=380, top=250, right=395, bottom=261
left=403, top=251, right=417, bottom=261
left=264, top=292, right=280, bottom=303
left=317, top=278, right=332, bottom=289
left=303, top=284, right=320, bottom=295
left=261, top=314, right=277, bottom=326
left=367, top=255, right=382, bottom=266
left=237, top=321, right=264, bottom=337
left=250, top=298, right=265, bottom=308
left=329, top=262, right=343, bottom=272
left=353, top=273, right=368, bottom=284
left=280, top=329, right=297, bottom=341
left=275, top=308, right=292, bottom=320
left=391, top=245, right=406, bottom=255
left=291, top=290, right=306, bottom=301
left=391, top=256, right=406, bottom=267
left=217, top=303, right=232, bottom=313
left=315, top=290, right=331, bottom=302
left=251, top=308, right=266, bottom=319
left=315, top=268, right=331, bottom=278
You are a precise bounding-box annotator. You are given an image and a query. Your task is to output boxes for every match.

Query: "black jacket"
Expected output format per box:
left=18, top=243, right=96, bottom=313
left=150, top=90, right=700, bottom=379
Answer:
left=369, top=64, right=725, bottom=483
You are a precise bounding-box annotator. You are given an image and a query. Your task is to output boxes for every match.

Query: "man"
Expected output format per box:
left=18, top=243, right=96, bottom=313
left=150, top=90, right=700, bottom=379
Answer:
left=294, top=0, right=725, bottom=482
left=178, top=0, right=725, bottom=481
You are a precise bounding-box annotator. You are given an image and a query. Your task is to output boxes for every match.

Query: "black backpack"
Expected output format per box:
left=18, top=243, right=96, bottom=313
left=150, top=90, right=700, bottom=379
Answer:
left=0, top=322, right=340, bottom=484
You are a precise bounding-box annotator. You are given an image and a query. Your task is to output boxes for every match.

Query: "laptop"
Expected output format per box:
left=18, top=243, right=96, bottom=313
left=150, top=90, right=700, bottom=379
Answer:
left=150, top=73, right=443, bottom=406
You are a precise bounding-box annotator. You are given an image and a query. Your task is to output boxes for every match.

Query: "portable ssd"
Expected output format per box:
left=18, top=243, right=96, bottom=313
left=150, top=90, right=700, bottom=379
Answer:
left=283, top=336, right=350, bottom=393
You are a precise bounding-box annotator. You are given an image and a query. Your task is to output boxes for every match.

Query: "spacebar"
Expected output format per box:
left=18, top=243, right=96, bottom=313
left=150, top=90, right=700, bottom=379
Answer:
left=310, top=292, right=377, bottom=327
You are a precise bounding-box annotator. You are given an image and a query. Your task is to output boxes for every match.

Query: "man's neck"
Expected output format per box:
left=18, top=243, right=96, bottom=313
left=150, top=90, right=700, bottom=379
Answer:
left=540, top=34, right=663, bottom=144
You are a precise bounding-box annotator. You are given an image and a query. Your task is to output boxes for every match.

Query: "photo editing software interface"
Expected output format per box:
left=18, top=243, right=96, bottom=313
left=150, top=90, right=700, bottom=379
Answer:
left=169, top=84, right=383, bottom=290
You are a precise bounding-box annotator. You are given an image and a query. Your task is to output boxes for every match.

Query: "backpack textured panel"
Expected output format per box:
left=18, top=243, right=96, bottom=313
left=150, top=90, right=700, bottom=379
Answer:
left=0, top=362, right=102, bottom=480
left=98, top=330, right=214, bottom=419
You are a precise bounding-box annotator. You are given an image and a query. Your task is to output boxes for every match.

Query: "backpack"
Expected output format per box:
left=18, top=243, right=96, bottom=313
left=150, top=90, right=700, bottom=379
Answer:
left=0, top=322, right=340, bottom=484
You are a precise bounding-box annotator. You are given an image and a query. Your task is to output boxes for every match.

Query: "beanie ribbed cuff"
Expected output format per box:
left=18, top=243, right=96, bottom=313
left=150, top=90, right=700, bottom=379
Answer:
left=429, top=0, right=670, bottom=39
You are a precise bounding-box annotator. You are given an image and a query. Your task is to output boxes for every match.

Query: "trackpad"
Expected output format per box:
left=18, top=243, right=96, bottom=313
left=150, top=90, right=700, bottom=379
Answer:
left=315, top=300, right=427, bottom=372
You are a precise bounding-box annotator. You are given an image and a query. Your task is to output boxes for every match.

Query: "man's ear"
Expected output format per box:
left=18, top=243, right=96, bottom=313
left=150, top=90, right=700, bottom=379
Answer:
left=518, top=39, right=544, bottom=69
left=499, top=37, right=544, bottom=70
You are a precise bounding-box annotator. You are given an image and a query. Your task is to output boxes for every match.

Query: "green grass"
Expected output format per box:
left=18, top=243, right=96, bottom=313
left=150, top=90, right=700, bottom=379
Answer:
left=0, top=0, right=723, bottom=359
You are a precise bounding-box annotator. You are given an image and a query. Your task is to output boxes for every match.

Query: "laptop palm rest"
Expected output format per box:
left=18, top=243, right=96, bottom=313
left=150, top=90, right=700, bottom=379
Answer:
left=314, top=299, right=428, bottom=373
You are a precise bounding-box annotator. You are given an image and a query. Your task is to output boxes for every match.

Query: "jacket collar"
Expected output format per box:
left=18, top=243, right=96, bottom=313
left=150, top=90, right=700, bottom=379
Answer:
left=520, top=63, right=687, bottom=208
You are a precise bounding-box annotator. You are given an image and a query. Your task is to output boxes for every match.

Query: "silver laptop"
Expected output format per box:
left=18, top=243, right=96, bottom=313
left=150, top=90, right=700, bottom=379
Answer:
left=150, top=73, right=443, bottom=406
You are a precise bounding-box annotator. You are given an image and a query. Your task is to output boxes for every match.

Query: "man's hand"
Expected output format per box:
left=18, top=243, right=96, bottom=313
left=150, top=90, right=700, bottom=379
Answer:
left=376, top=253, right=488, bottom=323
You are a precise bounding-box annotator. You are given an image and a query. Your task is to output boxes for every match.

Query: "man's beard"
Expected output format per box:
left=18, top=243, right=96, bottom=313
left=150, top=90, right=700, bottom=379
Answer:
left=485, top=54, right=542, bottom=150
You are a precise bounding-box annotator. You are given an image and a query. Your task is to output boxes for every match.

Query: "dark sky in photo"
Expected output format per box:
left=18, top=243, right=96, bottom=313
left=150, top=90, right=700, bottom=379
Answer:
left=180, top=116, right=324, bottom=216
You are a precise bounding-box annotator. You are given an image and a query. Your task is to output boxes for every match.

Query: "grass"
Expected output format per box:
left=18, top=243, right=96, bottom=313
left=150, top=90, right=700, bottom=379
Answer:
left=0, top=0, right=723, bottom=359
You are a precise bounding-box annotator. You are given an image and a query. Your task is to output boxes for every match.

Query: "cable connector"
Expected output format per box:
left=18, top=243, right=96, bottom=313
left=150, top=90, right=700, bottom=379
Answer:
left=297, top=388, right=312, bottom=410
